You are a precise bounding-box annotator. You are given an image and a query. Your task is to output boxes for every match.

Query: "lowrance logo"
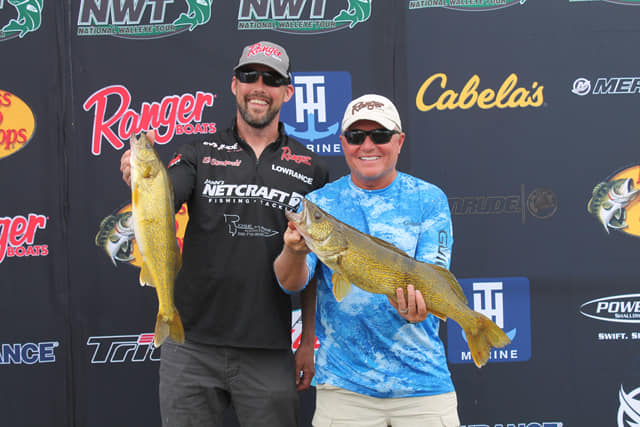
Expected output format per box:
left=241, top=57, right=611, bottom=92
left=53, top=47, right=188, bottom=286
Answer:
left=87, top=333, right=160, bottom=363
left=580, top=294, right=640, bottom=323
left=0, top=341, right=59, bottom=365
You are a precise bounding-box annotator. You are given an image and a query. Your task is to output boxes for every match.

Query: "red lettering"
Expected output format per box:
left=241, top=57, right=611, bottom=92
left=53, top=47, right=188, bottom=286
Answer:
left=0, top=91, right=11, bottom=107
left=0, top=214, right=47, bottom=263
left=83, top=85, right=131, bottom=155
left=281, top=147, right=311, bottom=165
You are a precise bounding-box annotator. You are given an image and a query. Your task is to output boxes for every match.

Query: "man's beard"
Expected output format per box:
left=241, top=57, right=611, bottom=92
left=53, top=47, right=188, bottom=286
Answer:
left=238, top=97, right=279, bottom=129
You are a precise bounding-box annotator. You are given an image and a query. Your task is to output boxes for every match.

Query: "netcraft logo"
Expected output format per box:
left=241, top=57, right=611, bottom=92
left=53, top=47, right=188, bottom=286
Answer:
left=449, top=185, right=558, bottom=223
left=0, top=213, right=49, bottom=264
left=77, top=0, right=213, bottom=39
left=237, top=0, right=371, bottom=34
left=447, top=277, right=531, bottom=365
left=201, top=180, right=304, bottom=210
left=83, top=85, right=216, bottom=155
left=409, top=0, right=526, bottom=11
left=572, top=76, right=640, bottom=96
left=416, top=73, right=544, bottom=111
left=0, top=89, right=36, bottom=159
left=280, top=71, right=352, bottom=156
left=0, top=0, right=43, bottom=41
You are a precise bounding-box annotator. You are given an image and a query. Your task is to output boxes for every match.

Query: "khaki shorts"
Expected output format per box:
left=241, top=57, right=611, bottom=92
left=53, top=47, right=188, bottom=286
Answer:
left=313, top=384, right=460, bottom=427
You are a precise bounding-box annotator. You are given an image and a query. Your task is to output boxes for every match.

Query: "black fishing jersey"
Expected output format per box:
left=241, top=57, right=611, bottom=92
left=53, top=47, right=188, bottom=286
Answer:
left=168, top=123, right=329, bottom=349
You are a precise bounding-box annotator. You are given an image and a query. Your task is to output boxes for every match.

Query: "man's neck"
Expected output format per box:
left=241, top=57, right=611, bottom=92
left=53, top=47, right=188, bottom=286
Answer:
left=235, top=115, right=280, bottom=158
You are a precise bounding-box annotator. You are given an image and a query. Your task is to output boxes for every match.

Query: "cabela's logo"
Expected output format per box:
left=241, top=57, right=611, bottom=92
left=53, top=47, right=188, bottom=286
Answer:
left=587, top=165, right=640, bottom=236
left=0, top=0, right=43, bottom=41
left=416, top=73, right=544, bottom=111
left=237, top=0, right=371, bottom=34
left=77, top=0, right=213, bottom=39
left=409, top=0, right=526, bottom=11
left=95, top=203, right=188, bottom=267
left=83, top=85, right=216, bottom=155
left=0, top=90, right=35, bottom=160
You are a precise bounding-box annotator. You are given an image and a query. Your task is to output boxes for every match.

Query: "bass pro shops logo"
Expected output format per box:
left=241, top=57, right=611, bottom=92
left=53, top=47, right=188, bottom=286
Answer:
left=237, top=0, right=371, bottom=34
left=587, top=165, right=640, bottom=237
left=0, top=89, right=36, bottom=159
left=409, top=0, right=526, bottom=11
left=77, top=0, right=213, bottom=39
left=0, top=0, right=43, bottom=41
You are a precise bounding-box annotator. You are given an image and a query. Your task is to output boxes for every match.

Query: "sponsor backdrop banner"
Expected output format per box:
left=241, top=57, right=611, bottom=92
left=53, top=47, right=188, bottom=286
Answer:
left=1, top=2, right=639, bottom=426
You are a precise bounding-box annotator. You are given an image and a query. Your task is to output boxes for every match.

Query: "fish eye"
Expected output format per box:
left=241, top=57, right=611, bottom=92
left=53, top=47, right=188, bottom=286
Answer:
left=314, top=211, right=322, bottom=220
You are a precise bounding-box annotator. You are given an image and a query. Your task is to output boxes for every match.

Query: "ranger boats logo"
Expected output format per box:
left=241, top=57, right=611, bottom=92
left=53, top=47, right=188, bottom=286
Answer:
left=409, top=0, right=526, bottom=11
left=0, top=0, right=43, bottom=41
left=237, top=0, right=371, bottom=34
left=77, top=0, right=213, bottom=39
left=587, top=165, right=640, bottom=237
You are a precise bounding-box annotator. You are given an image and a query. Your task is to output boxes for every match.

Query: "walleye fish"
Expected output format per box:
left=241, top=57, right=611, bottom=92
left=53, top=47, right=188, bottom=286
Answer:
left=286, top=199, right=510, bottom=368
left=130, top=133, right=184, bottom=347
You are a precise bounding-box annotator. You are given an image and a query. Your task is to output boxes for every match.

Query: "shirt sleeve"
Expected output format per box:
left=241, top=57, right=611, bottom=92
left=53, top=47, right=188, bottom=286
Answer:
left=415, top=186, right=453, bottom=269
left=167, top=142, right=198, bottom=212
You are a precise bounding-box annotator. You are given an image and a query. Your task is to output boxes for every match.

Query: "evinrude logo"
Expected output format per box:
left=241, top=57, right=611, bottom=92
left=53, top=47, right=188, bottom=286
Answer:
left=572, top=76, right=640, bottom=96
left=580, top=294, right=640, bottom=324
left=409, top=0, right=526, bottom=11
left=281, top=71, right=351, bottom=156
left=587, top=165, right=640, bottom=236
left=87, top=333, right=160, bottom=363
left=449, top=185, right=557, bottom=223
left=83, top=85, right=216, bottom=155
left=237, top=0, right=371, bottom=34
left=0, top=0, right=43, bottom=41
left=448, top=277, right=531, bottom=365
left=618, top=385, right=640, bottom=427
left=77, top=0, right=213, bottom=39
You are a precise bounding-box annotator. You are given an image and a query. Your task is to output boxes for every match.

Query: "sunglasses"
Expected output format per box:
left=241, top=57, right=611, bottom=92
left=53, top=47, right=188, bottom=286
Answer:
left=235, top=68, right=290, bottom=87
left=343, top=129, right=398, bottom=145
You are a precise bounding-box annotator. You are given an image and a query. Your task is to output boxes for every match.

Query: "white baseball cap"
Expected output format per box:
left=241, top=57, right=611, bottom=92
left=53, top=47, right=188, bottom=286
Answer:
left=341, top=94, right=402, bottom=132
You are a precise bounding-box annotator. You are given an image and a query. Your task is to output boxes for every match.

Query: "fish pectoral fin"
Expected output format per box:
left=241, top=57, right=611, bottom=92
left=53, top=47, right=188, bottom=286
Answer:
left=331, top=272, right=352, bottom=302
left=139, top=262, right=155, bottom=287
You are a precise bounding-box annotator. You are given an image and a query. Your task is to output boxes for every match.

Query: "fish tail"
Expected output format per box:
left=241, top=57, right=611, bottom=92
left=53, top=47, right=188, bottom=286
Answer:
left=464, top=313, right=511, bottom=368
left=153, top=309, right=185, bottom=347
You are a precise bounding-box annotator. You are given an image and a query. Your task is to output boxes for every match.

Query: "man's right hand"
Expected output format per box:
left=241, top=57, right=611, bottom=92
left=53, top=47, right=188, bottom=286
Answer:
left=120, top=131, right=155, bottom=187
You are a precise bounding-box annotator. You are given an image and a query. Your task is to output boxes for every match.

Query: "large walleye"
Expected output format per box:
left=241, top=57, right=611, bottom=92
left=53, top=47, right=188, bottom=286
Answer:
left=130, top=133, right=184, bottom=347
left=286, top=199, right=510, bottom=368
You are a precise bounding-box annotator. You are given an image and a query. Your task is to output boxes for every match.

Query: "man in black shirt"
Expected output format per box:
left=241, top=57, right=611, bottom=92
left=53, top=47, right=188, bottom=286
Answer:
left=120, top=40, right=329, bottom=427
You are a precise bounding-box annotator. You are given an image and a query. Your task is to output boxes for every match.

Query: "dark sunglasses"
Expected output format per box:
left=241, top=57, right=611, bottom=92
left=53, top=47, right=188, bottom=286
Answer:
left=235, top=69, right=290, bottom=87
left=343, top=128, right=398, bottom=145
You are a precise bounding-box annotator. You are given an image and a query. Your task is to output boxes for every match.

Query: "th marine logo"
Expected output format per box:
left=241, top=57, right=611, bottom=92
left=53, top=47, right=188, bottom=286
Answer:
left=77, top=0, right=213, bottom=39
left=0, top=0, right=43, bottom=41
left=237, top=0, right=371, bottom=34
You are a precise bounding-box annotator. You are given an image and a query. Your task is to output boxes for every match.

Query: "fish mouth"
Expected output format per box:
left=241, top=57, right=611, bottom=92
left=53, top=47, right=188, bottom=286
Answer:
left=285, top=208, right=302, bottom=224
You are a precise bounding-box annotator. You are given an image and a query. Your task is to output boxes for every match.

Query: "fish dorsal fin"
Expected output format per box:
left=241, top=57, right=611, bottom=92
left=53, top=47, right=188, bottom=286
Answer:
left=332, top=272, right=352, bottom=302
left=430, top=263, right=467, bottom=304
left=139, top=261, right=155, bottom=288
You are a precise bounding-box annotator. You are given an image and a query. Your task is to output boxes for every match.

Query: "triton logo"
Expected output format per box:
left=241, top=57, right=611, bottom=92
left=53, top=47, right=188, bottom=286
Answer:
left=87, top=333, right=160, bottom=363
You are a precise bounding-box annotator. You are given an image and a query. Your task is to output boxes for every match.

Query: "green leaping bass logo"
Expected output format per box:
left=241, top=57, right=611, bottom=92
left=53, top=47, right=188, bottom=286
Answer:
left=0, top=0, right=43, bottom=41
left=237, top=0, right=371, bottom=34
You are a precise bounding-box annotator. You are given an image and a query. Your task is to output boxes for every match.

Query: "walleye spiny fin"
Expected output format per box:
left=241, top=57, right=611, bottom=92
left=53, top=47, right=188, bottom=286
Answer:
left=332, top=272, right=352, bottom=302
left=139, top=261, right=155, bottom=288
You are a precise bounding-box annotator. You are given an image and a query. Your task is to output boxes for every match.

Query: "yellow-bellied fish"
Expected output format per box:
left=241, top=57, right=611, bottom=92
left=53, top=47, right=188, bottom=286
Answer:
left=286, top=198, right=510, bottom=368
left=130, top=133, right=184, bottom=347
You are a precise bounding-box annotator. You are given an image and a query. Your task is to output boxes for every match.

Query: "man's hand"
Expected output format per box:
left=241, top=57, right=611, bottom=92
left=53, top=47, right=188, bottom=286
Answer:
left=282, top=222, right=310, bottom=255
left=387, top=284, right=428, bottom=323
left=294, top=338, right=315, bottom=392
left=120, top=130, right=155, bottom=186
